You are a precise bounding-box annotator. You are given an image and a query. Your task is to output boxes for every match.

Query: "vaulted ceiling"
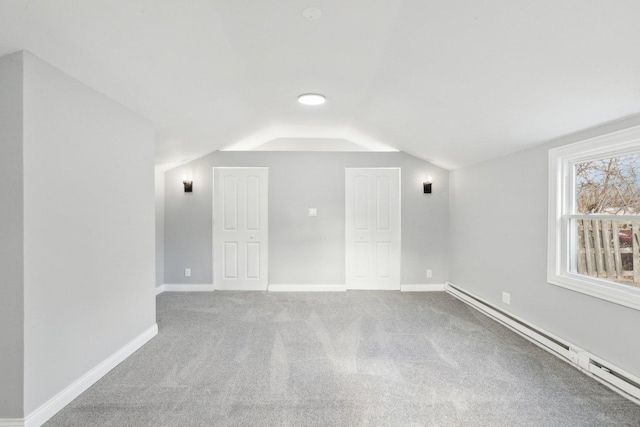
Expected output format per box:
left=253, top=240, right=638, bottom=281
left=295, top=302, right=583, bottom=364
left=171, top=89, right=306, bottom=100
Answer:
left=2, top=1, right=640, bottom=169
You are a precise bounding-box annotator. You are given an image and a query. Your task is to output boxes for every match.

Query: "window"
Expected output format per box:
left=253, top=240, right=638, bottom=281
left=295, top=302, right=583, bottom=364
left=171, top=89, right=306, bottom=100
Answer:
left=548, top=125, right=640, bottom=310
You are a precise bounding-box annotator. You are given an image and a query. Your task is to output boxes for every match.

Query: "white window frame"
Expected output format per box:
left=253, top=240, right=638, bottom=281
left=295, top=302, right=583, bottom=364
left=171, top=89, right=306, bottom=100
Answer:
left=548, top=125, right=640, bottom=311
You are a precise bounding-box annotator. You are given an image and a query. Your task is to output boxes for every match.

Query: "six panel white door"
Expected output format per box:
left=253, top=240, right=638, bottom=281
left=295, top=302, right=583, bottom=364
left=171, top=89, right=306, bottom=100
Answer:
left=213, top=168, right=268, bottom=290
left=345, top=168, right=401, bottom=290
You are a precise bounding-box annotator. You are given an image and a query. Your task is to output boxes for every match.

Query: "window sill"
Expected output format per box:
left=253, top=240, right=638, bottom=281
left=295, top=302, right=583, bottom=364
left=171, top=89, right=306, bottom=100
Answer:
left=548, top=272, right=640, bottom=311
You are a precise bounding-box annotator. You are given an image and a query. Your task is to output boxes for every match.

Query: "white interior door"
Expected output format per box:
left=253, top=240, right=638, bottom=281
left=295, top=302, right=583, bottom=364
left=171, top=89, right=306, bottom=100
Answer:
left=346, top=168, right=401, bottom=290
left=213, top=168, right=268, bottom=290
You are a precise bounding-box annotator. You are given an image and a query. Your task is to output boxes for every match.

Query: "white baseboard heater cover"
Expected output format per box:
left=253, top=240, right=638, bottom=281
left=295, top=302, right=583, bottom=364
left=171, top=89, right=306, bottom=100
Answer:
left=446, top=282, right=640, bottom=405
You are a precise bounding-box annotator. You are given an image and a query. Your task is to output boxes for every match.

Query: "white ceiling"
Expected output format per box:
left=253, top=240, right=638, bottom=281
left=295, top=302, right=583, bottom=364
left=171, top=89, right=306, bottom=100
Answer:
left=1, top=1, right=640, bottom=169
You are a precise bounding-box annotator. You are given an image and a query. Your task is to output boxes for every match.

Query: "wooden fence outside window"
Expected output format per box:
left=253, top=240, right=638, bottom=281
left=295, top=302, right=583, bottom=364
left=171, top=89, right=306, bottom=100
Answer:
left=575, top=218, right=640, bottom=287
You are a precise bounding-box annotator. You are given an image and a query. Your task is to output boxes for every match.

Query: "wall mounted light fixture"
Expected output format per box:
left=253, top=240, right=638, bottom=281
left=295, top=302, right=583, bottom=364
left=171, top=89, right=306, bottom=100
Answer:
left=423, top=176, right=432, bottom=194
left=183, top=174, right=193, bottom=193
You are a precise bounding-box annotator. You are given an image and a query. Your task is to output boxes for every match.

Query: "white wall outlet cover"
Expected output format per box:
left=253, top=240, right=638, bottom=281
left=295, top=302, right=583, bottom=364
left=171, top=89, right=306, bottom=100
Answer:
left=185, top=268, right=191, bottom=277
left=309, top=208, right=317, bottom=216
left=502, top=291, right=511, bottom=304
left=426, top=269, right=432, bottom=278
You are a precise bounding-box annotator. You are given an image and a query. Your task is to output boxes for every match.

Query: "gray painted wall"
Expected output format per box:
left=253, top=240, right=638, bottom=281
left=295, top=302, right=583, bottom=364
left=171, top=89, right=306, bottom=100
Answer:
left=164, top=151, right=448, bottom=286
left=21, top=52, right=157, bottom=414
left=155, top=168, right=165, bottom=287
left=0, top=52, right=25, bottom=419
left=449, top=115, right=640, bottom=378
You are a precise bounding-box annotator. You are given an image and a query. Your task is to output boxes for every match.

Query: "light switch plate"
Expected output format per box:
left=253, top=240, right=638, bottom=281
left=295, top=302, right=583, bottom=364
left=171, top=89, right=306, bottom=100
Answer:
left=309, top=208, right=317, bottom=217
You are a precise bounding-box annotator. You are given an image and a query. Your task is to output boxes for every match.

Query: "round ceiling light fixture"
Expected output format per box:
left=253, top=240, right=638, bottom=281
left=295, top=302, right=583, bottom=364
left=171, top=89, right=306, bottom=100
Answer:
left=302, top=7, right=322, bottom=20
left=298, top=93, right=326, bottom=105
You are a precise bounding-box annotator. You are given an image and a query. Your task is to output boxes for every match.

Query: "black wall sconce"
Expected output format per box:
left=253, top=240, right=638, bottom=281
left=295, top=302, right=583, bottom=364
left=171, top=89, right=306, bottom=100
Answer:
left=183, top=175, right=193, bottom=193
left=423, top=176, right=432, bottom=194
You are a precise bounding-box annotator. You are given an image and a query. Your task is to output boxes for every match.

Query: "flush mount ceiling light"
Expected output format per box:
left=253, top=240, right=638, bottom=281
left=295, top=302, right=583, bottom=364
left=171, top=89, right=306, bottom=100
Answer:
left=298, top=93, right=326, bottom=105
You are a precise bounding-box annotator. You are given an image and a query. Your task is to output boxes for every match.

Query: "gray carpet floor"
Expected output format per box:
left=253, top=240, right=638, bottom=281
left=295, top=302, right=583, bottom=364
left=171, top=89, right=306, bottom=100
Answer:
left=46, top=291, right=640, bottom=426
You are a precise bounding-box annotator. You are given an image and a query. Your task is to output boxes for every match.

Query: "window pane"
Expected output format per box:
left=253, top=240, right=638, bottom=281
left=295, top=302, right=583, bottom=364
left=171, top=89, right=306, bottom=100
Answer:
left=575, top=153, right=640, bottom=214
left=572, top=218, right=640, bottom=288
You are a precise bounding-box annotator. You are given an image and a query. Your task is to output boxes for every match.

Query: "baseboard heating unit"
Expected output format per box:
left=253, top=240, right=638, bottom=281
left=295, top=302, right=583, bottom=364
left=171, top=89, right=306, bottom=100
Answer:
left=445, top=282, right=640, bottom=405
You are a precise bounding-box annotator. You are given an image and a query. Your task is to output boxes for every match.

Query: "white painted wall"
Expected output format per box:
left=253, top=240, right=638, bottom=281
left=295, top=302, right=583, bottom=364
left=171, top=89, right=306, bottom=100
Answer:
left=0, top=51, right=25, bottom=419
left=449, top=115, right=640, bottom=378
left=164, top=151, right=448, bottom=286
left=155, top=167, right=165, bottom=288
left=21, top=51, right=156, bottom=414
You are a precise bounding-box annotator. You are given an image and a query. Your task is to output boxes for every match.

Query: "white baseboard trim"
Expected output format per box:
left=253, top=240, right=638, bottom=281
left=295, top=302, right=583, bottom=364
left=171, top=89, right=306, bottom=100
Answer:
left=445, top=281, right=640, bottom=405
left=23, top=324, right=158, bottom=427
left=268, top=284, right=347, bottom=292
left=0, top=419, right=25, bottom=426
left=401, top=284, right=446, bottom=292
left=155, top=284, right=165, bottom=295
left=162, top=284, right=215, bottom=292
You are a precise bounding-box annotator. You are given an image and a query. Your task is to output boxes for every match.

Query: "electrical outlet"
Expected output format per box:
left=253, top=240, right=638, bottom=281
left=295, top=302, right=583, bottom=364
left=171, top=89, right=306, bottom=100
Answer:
left=309, top=208, right=317, bottom=217
left=426, top=269, right=432, bottom=278
left=502, top=291, right=510, bottom=304
left=185, top=268, right=191, bottom=277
